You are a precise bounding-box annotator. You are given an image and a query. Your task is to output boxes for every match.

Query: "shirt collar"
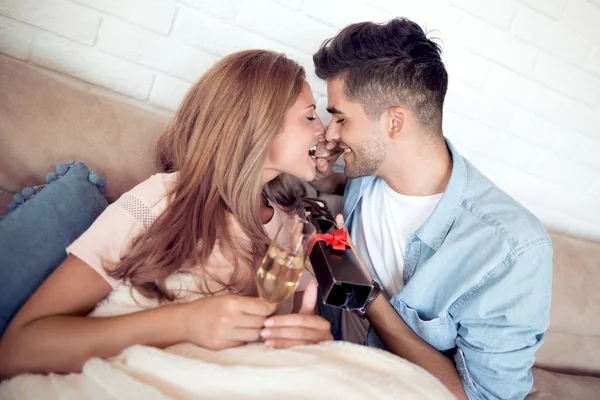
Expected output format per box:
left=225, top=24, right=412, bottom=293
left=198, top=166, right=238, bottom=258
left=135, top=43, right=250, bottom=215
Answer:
left=414, top=138, right=467, bottom=251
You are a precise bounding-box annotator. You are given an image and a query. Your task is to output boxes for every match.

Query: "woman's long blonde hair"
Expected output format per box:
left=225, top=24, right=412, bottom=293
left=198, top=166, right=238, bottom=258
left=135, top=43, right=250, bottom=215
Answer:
left=110, top=50, right=309, bottom=301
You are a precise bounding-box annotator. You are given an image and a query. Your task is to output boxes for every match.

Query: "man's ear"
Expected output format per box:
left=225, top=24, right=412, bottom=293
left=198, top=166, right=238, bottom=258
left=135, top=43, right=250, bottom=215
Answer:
left=386, top=106, right=406, bottom=140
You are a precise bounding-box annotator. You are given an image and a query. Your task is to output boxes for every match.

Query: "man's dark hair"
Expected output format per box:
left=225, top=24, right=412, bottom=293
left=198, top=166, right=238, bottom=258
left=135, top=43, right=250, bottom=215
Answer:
left=313, top=18, right=448, bottom=131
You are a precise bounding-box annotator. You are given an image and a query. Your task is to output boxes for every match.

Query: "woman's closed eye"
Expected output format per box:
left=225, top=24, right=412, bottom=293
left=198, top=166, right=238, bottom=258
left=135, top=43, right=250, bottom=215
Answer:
left=306, top=116, right=316, bottom=121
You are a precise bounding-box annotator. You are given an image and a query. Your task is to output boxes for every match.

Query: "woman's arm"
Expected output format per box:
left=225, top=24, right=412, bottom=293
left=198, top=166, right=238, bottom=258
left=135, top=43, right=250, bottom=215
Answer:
left=0, top=256, right=187, bottom=376
left=0, top=255, right=276, bottom=378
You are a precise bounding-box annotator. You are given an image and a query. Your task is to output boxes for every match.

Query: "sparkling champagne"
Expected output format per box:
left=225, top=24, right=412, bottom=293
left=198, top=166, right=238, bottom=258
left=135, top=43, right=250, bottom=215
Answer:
left=257, top=246, right=304, bottom=303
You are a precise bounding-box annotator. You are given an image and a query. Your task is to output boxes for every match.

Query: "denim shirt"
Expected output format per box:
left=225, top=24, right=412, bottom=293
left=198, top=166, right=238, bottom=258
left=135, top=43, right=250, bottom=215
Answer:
left=340, top=139, right=553, bottom=400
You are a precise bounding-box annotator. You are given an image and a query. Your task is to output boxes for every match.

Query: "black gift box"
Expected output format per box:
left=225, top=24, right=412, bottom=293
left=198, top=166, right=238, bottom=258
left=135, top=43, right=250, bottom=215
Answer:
left=307, top=216, right=373, bottom=311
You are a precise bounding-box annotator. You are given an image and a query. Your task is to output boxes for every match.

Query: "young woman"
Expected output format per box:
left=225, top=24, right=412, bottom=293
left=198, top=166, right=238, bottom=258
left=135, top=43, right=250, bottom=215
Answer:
left=0, top=50, right=332, bottom=377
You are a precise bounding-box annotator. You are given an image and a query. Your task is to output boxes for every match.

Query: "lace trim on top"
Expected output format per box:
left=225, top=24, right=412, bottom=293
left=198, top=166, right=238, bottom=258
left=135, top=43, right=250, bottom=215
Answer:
left=115, top=193, right=257, bottom=254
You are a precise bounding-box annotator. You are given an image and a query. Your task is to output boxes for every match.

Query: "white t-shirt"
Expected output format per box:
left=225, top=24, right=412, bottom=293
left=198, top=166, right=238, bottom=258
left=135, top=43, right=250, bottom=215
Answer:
left=342, top=177, right=443, bottom=343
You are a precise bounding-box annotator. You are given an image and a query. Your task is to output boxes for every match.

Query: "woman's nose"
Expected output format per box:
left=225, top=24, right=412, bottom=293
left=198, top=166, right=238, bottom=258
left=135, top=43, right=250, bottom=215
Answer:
left=315, top=118, right=326, bottom=137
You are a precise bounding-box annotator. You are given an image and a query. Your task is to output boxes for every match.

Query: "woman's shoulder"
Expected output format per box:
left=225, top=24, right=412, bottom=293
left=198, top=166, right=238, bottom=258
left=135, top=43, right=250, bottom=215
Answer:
left=117, top=172, right=178, bottom=215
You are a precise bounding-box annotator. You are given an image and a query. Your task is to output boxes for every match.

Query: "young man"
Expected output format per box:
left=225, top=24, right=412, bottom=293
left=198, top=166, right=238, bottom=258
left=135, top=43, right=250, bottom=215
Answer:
left=311, top=18, right=552, bottom=400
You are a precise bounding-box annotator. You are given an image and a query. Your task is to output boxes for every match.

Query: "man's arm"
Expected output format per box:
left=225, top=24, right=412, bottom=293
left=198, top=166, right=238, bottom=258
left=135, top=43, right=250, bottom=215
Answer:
left=334, top=215, right=467, bottom=399
left=367, top=298, right=468, bottom=400
left=449, top=243, right=552, bottom=400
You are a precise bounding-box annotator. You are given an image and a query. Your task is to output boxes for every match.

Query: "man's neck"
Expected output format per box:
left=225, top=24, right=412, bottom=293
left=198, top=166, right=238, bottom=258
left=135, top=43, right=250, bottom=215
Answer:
left=379, top=134, right=452, bottom=197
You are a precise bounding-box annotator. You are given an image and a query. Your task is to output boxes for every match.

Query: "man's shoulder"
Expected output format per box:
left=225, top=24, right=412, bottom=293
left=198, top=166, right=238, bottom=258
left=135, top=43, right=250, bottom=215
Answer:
left=457, top=159, right=550, bottom=252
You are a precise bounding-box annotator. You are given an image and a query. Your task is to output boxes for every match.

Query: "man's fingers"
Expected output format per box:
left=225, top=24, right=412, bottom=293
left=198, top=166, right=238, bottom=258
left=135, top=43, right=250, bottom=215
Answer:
left=335, top=214, right=345, bottom=230
left=325, top=141, right=339, bottom=151
left=316, top=158, right=328, bottom=170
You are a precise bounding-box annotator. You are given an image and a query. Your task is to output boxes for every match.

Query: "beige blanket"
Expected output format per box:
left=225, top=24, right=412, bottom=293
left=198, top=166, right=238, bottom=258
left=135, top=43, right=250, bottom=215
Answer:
left=0, top=341, right=454, bottom=400
left=0, top=276, right=454, bottom=399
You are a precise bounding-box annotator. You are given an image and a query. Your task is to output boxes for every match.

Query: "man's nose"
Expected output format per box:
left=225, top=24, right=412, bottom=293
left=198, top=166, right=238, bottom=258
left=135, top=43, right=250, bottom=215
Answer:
left=325, top=123, right=340, bottom=142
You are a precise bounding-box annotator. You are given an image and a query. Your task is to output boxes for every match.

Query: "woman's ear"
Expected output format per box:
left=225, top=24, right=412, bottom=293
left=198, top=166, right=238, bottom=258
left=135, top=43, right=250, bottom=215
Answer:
left=387, top=106, right=406, bottom=140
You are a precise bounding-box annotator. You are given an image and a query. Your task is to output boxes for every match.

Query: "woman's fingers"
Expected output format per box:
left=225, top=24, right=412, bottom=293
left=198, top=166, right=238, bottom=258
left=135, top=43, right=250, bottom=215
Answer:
left=264, top=339, right=313, bottom=349
left=234, top=314, right=271, bottom=328
left=265, top=314, right=330, bottom=330
left=231, top=327, right=263, bottom=342
left=261, top=326, right=332, bottom=342
left=298, top=280, right=318, bottom=315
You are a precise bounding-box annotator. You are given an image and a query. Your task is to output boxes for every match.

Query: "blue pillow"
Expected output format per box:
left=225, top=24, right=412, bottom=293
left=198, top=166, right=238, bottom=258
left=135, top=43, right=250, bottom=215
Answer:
left=0, top=162, right=108, bottom=336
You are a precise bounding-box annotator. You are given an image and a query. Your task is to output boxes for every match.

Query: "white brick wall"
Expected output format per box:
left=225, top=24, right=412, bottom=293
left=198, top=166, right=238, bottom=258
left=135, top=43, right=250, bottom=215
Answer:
left=0, top=0, right=598, bottom=240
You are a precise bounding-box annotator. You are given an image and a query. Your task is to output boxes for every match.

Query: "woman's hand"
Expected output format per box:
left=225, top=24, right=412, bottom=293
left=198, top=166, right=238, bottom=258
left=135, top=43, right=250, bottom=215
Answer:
left=260, top=280, right=333, bottom=349
left=181, top=295, right=277, bottom=350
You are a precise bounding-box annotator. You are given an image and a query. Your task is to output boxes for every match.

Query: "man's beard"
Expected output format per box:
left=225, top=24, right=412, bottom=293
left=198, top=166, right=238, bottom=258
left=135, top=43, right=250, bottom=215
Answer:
left=344, top=136, right=386, bottom=178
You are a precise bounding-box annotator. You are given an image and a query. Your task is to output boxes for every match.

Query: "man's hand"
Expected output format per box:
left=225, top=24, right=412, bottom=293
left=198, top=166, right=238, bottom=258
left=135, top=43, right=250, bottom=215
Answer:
left=260, top=281, right=333, bottom=348
left=311, top=139, right=347, bottom=195
left=314, top=140, right=344, bottom=181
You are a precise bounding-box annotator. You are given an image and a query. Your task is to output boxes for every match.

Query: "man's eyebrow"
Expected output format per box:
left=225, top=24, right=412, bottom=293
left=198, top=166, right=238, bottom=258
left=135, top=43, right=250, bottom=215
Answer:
left=326, top=106, right=344, bottom=114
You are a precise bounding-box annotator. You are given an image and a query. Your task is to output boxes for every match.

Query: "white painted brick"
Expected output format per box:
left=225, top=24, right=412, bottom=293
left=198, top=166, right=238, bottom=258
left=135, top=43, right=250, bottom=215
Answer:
left=511, top=5, right=591, bottom=64
left=171, top=7, right=321, bottom=88
left=443, top=113, right=544, bottom=173
left=572, top=134, right=600, bottom=169
left=452, top=14, right=538, bottom=75
left=72, top=0, right=177, bottom=35
left=442, top=113, right=505, bottom=160
left=367, top=0, right=462, bottom=39
left=174, top=7, right=290, bottom=56
left=584, top=46, right=600, bottom=79
left=547, top=186, right=600, bottom=224
left=442, top=111, right=474, bottom=150
left=0, top=15, right=35, bottom=60
left=532, top=52, right=600, bottom=107
left=561, top=0, right=600, bottom=43
left=302, top=0, right=390, bottom=29
left=483, top=66, right=562, bottom=119
left=462, top=151, right=553, bottom=201
left=563, top=218, right=600, bottom=242
left=0, top=0, right=100, bottom=45
left=445, top=81, right=515, bottom=131
left=441, top=42, right=492, bottom=89
left=528, top=151, right=596, bottom=191
left=149, top=74, right=193, bottom=111
left=178, top=0, right=240, bottom=19
left=274, top=0, right=304, bottom=10
left=519, top=0, right=567, bottom=19
left=97, top=17, right=217, bottom=82
left=523, top=203, right=600, bottom=241
left=558, top=97, right=600, bottom=140
left=590, top=178, right=600, bottom=198
left=443, top=0, right=519, bottom=30
left=236, top=0, right=337, bottom=54
left=507, top=109, right=579, bottom=157
left=31, top=32, right=154, bottom=100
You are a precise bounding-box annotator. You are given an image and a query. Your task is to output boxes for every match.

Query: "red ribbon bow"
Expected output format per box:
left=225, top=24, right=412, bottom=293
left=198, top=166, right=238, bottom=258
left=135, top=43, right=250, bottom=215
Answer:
left=313, top=228, right=349, bottom=252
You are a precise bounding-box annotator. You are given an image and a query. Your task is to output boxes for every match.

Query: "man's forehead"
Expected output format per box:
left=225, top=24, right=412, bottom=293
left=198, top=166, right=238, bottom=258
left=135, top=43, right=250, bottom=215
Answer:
left=326, top=78, right=346, bottom=113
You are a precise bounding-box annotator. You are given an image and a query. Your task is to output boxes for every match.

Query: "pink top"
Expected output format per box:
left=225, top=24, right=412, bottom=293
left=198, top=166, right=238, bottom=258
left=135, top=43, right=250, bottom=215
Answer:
left=67, top=173, right=311, bottom=312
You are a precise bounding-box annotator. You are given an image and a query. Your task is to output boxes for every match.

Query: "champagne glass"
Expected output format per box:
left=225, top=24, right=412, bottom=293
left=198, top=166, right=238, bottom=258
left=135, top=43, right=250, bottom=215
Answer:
left=257, top=215, right=316, bottom=303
